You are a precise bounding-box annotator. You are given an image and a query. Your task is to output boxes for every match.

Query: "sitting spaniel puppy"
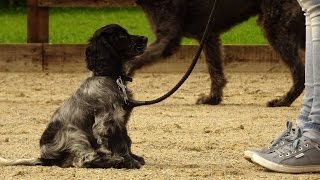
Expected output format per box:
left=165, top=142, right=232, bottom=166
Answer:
left=0, top=24, right=148, bottom=169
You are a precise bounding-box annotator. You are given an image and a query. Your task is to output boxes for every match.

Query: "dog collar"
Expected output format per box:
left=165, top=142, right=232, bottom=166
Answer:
left=116, top=76, right=130, bottom=105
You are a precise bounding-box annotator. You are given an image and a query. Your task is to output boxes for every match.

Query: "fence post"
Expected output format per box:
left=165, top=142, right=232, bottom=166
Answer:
left=27, top=0, right=48, bottom=43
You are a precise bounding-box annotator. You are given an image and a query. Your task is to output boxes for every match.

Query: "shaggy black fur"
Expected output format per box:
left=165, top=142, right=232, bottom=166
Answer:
left=0, top=24, right=148, bottom=169
left=126, top=0, right=306, bottom=107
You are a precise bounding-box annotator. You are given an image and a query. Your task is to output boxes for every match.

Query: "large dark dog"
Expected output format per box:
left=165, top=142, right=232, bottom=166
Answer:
left=126, top=0, right=306, bottom=107
left=0, top=24, right=148, bottom=169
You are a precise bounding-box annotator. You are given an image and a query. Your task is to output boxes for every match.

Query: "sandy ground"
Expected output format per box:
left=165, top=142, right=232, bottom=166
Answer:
left=0, top=66, right=319, bottom=179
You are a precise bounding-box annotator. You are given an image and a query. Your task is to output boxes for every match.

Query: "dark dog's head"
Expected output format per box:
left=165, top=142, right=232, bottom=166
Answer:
left=85, top=24, right=148, bottom=76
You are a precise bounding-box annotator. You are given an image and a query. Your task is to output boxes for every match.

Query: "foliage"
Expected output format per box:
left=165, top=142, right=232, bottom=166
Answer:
left=0, top=0, right=26, bottom=8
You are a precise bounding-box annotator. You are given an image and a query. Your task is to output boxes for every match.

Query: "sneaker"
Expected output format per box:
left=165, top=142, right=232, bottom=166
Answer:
left=244, top=121, right=296, bottom=163
left=252, top=129, right=320, bottom=173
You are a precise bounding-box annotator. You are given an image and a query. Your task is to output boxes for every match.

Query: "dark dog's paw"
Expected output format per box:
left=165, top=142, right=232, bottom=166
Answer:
left=196, top=94, right=222, bottom=105
left=126, top=159, right=142, bottom=169
left=116, top=157, right=142, bottom=169
left=267, top=98, right=291, bottom=107
left=131, top=153, right=145, bottom=165
left=84, top=155, right=124, bottom=168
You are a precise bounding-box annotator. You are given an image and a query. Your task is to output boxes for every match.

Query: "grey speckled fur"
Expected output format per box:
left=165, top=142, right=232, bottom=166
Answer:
left=0, top=24, right=148, bottom=169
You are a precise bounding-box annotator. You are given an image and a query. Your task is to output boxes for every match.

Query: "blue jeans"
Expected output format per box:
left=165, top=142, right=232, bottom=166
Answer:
left=297, top=0, right=320, bottom=138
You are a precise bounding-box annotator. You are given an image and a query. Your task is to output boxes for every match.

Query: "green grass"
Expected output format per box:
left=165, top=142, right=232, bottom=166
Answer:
left=49, top=7, right=154, bottom=44
left=0, top=8, right=267, bottom=44
left=0, top=8, right=27, bottom=43
left=221, top=17, right=267, bottom=44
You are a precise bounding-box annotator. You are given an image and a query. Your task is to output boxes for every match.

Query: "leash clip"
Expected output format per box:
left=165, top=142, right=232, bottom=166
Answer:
left=116, top=76, right=129, bottom=105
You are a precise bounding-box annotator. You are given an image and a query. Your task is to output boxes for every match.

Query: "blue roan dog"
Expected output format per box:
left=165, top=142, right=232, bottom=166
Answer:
left=0, top=24, right=148, bottom=169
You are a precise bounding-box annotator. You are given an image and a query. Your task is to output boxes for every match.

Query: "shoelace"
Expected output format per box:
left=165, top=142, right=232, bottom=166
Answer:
left=274, top=128, right=306, bottom=155
left=269, top=121, right=295, bottom=148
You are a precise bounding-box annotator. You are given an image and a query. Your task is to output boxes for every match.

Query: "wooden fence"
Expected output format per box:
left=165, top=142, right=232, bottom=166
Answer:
left=27, top=0, right=136, bottom=43
left=0, top=44, right=285, bottom=72
left=0, top=0, right=290, bottom=72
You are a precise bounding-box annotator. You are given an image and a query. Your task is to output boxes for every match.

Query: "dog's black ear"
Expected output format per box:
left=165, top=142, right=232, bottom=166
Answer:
left=85, top=36, right=121, bottom=76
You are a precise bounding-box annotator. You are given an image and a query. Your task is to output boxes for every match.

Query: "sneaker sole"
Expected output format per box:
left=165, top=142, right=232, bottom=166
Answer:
left=252, top=153, right=320, bottom=173
left=244, top=150, right=255, bottom=163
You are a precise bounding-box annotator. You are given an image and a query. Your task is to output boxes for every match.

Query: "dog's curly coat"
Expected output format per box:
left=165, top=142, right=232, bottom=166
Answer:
left=126, top=0, right=306, bottom=107
left=0, top=24, right=148, bottom=169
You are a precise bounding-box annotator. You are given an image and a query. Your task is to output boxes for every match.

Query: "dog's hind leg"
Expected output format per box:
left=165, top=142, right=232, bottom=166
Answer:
left=196, top=34, right=227, bottom=105
left=69, top=133, right=124, bottom=168
left=259, top=9, right=305, bottom=107
left=265, top=40, right=305, bottom=107
left=40, top=128, right=123, bottom=168
left=73, top=151, right=124, bottom=169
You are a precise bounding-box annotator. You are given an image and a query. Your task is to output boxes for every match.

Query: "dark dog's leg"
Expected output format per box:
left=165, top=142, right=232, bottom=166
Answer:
left=93, top=113, right=142, bottom=169
left=125, top=37, right=181, bottom=76
left=266, top=43, right=304, bottom=107
left=259, top=13, right=305, bottom=107
left=122, top=130, right=145, bottom=165
left=196, top=35, right=227, bottom=105
left=126, top=0, right=186, bottom=75
left=125, top=36, right=181, bottom=76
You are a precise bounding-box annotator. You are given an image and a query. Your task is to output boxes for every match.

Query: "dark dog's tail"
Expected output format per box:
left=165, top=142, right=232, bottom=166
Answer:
left=0, top=157, right=43, bottom=166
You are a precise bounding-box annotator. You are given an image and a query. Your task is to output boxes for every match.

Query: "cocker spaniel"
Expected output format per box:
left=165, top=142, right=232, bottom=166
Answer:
left=0, top=24, right=148, bottom=169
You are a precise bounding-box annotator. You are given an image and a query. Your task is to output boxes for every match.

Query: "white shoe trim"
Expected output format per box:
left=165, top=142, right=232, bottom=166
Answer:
left=244, top=150, right=255, bottom=160
left=252, top=153, right=320, bottom=173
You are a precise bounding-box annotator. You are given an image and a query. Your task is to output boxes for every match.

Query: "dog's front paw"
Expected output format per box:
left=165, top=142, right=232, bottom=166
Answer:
left=196, top=94, right=222, bottom=105
left=116, top=157, right=142, bottom=169
left=83, top=155, right=124, bottom=168
left=267, top=98, right=291, bottom=107
left=131, top=153, right=145, bottom=165
left=126, top=159, right=142, bottom=169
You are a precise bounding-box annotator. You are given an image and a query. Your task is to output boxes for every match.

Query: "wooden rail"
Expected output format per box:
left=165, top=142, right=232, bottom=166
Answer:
left=38, top=0, right=136, bottom=7
left=0, top=44, right=287, bottom=72
left=27, top=0, right=135, bottom=43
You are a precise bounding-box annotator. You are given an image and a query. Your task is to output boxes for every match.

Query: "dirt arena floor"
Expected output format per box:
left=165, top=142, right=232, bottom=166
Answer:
left=0, top=64, right=319, bottom=179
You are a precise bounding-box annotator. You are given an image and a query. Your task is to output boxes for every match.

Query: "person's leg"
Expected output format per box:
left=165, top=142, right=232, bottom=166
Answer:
left=298, top=10, right=314, bottom=128
left=304, top=3, right=320, bottom=142
left=244, top=4, right=312, bottom=162
left=251, top=1, right=320, bottom=173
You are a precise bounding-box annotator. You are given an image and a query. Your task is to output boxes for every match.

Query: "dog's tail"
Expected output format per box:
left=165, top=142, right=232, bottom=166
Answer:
left=0, top=157, right=43, bottom=166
